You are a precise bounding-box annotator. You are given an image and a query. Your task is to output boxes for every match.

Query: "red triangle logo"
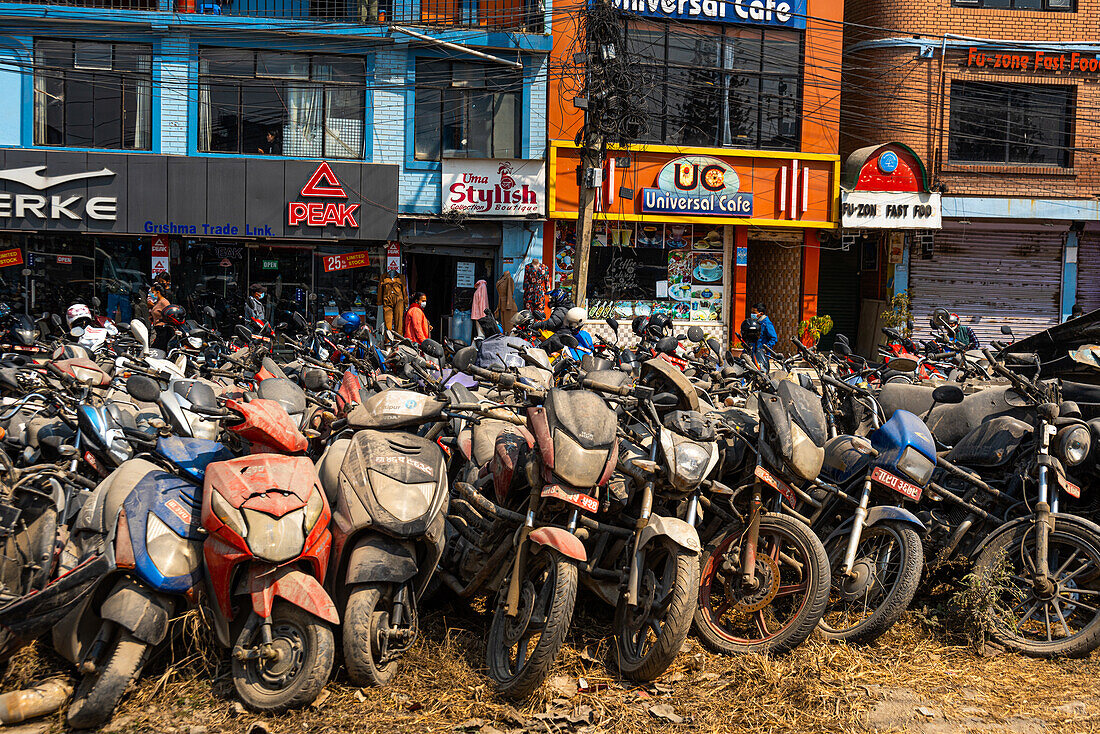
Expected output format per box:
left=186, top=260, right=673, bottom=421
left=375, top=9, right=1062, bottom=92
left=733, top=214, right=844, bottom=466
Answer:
left=300, top=162, right=347, bottom=198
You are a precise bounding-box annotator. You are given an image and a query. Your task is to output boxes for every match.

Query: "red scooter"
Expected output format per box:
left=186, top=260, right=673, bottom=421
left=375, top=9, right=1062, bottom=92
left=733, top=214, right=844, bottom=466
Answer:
left=200, top=394, right=338, bottom=713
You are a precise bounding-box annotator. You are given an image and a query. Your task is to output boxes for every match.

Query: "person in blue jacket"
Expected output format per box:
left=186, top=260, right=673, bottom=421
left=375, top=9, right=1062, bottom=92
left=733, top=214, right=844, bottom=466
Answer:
left=748, top=302, right=778, bottom=367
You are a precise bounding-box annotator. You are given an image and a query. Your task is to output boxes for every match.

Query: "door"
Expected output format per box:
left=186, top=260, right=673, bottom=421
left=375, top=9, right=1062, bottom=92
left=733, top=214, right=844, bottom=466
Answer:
left=816, top=238, right=861, bottom=350
left=248, top=245, right=313, bottom=326
left=1076, top=230, right=1100, bottom=314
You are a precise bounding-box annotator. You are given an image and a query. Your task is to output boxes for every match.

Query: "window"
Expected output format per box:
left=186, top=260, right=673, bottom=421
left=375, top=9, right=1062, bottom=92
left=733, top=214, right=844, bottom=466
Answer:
left=627, top=22, right=802, bottom=151
left=34, top=40, right=152, bottom=150
left=199, top=49, right=365, bottom=158
left=413, top=58, right=523, bottom=161
left=948, top=80, right=1074, bottom=167
left=951, top=0, right=1073, bottom=12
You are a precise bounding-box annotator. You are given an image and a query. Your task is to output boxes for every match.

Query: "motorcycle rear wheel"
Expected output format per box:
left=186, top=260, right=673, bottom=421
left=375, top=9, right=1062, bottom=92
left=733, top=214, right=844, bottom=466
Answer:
left=613, top=539, right=699, bottom=681
left=486, top=548, right=577, bottom=700
left=820, top=521, right=924, bottom=644
left=232, top=602, right=335, bottom=712
left=67, top=628, right=150, bottom=729
left=974, top=515, right=1100, bottom=658
left=343, top=583, right=401, bottom=687
left=694, top=513, right=830, bottom=655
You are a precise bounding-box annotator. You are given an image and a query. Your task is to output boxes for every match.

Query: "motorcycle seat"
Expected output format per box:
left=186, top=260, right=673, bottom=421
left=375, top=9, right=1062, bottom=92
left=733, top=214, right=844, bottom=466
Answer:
left=49, top=358, right=111, bottom=387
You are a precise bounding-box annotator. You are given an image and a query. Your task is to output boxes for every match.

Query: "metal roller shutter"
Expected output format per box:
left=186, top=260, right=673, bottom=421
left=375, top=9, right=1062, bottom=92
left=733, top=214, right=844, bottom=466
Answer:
left=816, top=243, right=861, bottom=350
left=910, top=223, right=1064, bottom=345
left=1076, top=231, right=1100, bottom=313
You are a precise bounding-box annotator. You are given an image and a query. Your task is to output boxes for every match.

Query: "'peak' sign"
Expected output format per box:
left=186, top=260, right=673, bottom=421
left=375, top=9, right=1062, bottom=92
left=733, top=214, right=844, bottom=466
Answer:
left=288, top=162, right=360, bottom=228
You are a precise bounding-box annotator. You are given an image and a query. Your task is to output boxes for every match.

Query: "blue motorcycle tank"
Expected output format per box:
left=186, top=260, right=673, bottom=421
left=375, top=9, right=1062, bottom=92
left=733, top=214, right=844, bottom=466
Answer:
left=155, top=437, right=234, bottom=482
left=869, top=409, right=936, bottom=467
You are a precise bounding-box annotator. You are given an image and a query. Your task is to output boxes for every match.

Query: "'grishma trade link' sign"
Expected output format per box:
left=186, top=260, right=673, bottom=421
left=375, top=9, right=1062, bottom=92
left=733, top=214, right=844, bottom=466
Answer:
left=613, top=0, right=806, bottom=28
left=640, top=155, right=754, bottom=217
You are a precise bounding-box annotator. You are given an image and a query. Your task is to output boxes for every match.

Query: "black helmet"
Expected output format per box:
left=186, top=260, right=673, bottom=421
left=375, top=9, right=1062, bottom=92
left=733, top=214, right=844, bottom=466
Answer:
left=163, top=305, right=186, bottom=327
left=631, top=315, right=647, bottom=337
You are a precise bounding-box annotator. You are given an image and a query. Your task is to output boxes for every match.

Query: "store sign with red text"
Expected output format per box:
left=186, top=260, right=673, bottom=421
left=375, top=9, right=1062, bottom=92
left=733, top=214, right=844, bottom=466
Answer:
left=287, top=162, right=360, bottom=228
left=322, top=250, right=371, bottom=273
left=0, top=248, right=21, bottom=268
left=443, top=159, right=544, bottom=217
left=966, top=47, right=1100, bottom=73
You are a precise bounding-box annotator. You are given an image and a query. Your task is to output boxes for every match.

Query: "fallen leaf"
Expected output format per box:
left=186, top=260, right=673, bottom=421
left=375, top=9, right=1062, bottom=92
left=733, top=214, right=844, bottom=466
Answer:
left=231, top=702, right=248, bottom=716
left=578, top=646, right=600, bottom=664
left=547, top=674, right=578, bottom=699
left=667, top=672, right=684, bottom=684
left=407, top=701, right=424, bottom=712
left=649, top=704, right=684, bottom=724
left=310, top=688, right=331, bottom=709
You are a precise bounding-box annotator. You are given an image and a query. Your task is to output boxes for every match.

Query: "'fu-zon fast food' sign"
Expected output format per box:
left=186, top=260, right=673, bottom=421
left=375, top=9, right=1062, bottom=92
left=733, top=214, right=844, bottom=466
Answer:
left=966, top=47, right=1100, bottom=73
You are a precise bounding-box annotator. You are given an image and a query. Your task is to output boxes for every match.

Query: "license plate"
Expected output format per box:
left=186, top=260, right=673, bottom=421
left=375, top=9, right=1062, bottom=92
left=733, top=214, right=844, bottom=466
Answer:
left=541, top=485, right=599, bottom=513
left=754, top=465, right=797, bottom=507
left=871, top=467, right=923, bottom=501
left=1059, top=473, right=1082, bottom=499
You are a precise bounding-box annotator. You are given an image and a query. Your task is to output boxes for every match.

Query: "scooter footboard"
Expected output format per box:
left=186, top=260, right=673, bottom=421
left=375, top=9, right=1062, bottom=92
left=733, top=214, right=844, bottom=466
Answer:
left=246, top=566, right=339, bottom=625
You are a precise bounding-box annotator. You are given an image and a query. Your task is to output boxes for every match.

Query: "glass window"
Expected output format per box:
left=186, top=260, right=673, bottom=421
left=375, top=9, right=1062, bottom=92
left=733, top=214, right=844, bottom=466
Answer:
left=952, top=0, right=1073, bottom=10
left=628, top=22, right=802, bottom=152
left=33, top=39, right=152, bottom=150
left=413, top=58, right=523, bottom=160
left=198, top=48, right=365, bottom=158
left=948, top=81, right=1073, bottom=167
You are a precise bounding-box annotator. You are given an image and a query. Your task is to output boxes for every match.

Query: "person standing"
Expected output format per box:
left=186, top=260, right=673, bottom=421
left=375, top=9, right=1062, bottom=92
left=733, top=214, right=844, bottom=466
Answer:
left=523, top=258, right=550, bottom=317
left=246, top=285, right=267, bottom=323
left=747, top=302, right=778, bottom=367
left=148, top=284, right=171, bottom=352
left=378, top=265, right=407, bottom=333
left=404, top=291, right=431, bottom=344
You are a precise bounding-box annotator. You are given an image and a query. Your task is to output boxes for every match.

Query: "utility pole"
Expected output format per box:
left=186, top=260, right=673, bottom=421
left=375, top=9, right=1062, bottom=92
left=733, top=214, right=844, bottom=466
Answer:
left=573, top=134, right=602, bottom=309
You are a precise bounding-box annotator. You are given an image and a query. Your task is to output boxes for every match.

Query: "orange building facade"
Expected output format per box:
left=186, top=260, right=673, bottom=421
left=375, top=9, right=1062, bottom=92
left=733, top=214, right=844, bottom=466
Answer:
left=546, top=0, right=844, bottom=346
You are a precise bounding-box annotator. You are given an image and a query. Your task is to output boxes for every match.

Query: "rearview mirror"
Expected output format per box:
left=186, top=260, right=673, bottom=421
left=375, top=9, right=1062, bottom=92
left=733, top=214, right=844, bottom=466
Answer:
left=126, top=374, right=161, bottom=403
left=605, top=317, right=619, bottom=333
left=833, top=340, right=852, bottom=356
left=293, top=312, right=308, bottom=329
left=931, top=384, right=964, bottom=405
left=707, top=338, right=722, bottom=356
left=130, top=320, right=150, bottom=355
left=420, top=339, right=444, bottom=359
left=453, top=346, right=478, bottom=373
left=1001, top=325, right=1014, bottom=335
left=656, top=336, right=678, bottom=354
left=69, top=327, right=84, bottom=338
left=204, top=305, right=217, bottom=319
left=302, top=368, right=328, bottom=392
left=92, top=296, right=101, bottom=310
left=558, top=333, right=579, bottom=349
left=687, top=325, right=705, bottom=343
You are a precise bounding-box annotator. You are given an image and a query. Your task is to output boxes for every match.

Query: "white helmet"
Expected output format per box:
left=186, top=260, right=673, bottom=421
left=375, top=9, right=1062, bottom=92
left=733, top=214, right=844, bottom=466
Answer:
left=66, top=303, right=93, bottom=329
left=565, top=307, right=586, bottom=330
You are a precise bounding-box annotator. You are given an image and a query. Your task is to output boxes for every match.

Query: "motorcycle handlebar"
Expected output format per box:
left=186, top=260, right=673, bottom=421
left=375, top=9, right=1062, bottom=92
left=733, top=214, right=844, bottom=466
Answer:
left=928, top=351, right=955, bottom=361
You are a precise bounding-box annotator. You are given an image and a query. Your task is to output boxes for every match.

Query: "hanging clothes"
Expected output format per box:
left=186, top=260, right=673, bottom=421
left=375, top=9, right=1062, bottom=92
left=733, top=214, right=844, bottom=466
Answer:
left=471, top=279, right=489, bottom=320
left=523, top=260, right=550, bottom=317
left=495, top=271, right=518, bottom=329
left=378, top=270, right=408, bottom=333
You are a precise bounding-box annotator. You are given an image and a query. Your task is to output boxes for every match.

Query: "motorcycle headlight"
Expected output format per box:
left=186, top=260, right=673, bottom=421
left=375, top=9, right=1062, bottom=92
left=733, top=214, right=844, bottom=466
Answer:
left=304, top=489, right=324, bottom=532
left=370, top=469, right=435, bottom=523
left=670, top=440, right=712, bottom=489
left=1056, top=425, right=1091, bottom=466
left=210, top=490, right=246, bottom=538
left=242, top=507, right=306, bottom=563
left=146, top=512, right=201, bottom=578
left=896, top=446, right=935, bottom=486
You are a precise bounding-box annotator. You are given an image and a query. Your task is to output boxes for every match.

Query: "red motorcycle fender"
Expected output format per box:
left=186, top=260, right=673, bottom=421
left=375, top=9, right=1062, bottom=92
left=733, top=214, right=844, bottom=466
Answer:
left=247, top=566, right=339, bottom=625
left=457, top=429, right=473, bottom=461
left=597, top=438, right=618, bottom=487
left=528, top=527, right=586, bottom=563
left=528, top=406, right=553, bottom=470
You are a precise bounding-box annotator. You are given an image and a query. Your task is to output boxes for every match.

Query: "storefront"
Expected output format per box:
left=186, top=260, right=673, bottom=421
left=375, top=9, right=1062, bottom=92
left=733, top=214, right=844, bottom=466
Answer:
left=836, top=143, right=941, bottom=353
left=547, top=141, right=839, bottom=346
left=0, top=149, right=397, bottom=325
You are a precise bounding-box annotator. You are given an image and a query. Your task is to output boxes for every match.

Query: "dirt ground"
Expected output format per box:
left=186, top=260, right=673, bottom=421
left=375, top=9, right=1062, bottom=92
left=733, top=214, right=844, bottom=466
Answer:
left=5, top=600, right=1100, bottom=734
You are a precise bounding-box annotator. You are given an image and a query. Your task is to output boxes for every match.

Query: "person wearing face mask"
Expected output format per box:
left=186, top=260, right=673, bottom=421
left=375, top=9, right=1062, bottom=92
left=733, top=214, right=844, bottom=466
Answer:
left=246, top=285, right=267, bottom=323
left=743, top=302, right=778, bottom=368
left=148, top=284, right=171, bottom=352
left=404, top=291, right=431, bottom=344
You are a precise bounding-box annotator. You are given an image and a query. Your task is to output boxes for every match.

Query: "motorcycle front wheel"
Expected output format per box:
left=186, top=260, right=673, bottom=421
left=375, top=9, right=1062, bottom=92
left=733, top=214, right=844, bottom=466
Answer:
left=67, top=628, right=150, bottom=729
left=343, top=583, right=407, bottom=687
left=232, top=602, right=335, bottom=712
left=974, top=514, right=1100, bottom=658
left=694, top=513, right=830, bottom=655
left=819, top=520, right=924, bottom=644
left=613, top=539, right=699, bottom=681
left=486, top=548, right=577, bottom=700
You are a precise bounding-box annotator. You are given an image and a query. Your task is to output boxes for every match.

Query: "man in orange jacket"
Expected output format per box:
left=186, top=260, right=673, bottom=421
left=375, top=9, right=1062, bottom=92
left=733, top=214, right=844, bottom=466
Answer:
left=404, top=291, right=431, bottom=343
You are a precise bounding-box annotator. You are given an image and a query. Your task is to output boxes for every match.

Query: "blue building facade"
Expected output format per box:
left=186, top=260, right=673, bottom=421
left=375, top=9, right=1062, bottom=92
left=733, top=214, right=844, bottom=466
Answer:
left=0, top=1, right=549, bottom=333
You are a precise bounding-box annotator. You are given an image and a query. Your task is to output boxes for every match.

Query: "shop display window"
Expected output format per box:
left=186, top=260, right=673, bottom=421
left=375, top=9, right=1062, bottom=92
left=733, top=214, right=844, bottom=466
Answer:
left=948, top=81, right=1073, bottom=168
left=555, top=222, right=725, bottom=322
left=199, top=49, right=366, bottom=159
left=34, top=40, right=152, bottom=150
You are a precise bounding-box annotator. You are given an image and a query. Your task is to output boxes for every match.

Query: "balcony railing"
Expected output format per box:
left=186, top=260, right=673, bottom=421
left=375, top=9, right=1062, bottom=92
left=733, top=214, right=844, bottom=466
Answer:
left=3, top=0, right=545, bottom=31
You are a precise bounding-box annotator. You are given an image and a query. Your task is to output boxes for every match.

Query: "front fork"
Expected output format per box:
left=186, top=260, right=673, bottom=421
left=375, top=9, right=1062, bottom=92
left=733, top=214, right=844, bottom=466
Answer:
left=624, top=481, right=655, bottom=607
left=840, top=476, right=873, bottom=577
left=741, top=483, right=763, bottom=588
left=1033, top=420, right=1057, bottom=593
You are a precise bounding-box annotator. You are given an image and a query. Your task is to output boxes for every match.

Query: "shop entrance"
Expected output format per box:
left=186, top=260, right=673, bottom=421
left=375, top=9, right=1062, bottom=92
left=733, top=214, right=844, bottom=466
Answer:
left=746, top=230, right=803, bottom=352
left=406, top=250, right=494, bottom=342
left=247, top=245, right=314, bottom=325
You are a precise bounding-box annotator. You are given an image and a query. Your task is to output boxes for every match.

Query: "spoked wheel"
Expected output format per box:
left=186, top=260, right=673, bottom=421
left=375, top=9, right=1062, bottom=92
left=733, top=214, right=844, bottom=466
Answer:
left=694, top=513, right=830, bottom=655
left=486, top=549, right=577, bottom=700
left=232, top=602, right=335, bottom=712
left=820, top=521, right=924, bottom=644
left=975, top=515, right=1100, bottom=658
left=613, top=539, right=699, bottom=681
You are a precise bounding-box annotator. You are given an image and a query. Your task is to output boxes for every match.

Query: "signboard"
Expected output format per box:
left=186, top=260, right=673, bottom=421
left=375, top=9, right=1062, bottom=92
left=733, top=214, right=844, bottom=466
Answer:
left=612, top=0, right=807, bottom=28
left=0, top=248, right=22, bottom=268
left=840, top=191, right=942, bottom=229
left=385, top=240, right=401, bottom=271
left=56, top=255, right=72, bottom=265
left=443, top=159, right=545, bottom=217
left=261, top=259, right=278, bottom=270
left=966, top=47, right=1100, bottom=74
left=219, top=258, right=232, bottom=268
left=641, top=155, right=753, bottom=217
left=151, top=236, right=169, bottom=278
left=287, top=162, right=360, bottom=229
left=322, top=250, right=371, bottom=273
left=456, top=261, right=476, bottom=288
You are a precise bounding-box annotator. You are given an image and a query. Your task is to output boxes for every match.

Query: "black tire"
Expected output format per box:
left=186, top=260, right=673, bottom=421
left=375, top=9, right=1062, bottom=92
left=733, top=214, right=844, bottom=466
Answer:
left=614, top=540, right=698, bottom=681
left=67, top=628, right=150, bottom=729
left=974, top=514, right=1100, bottom=658
left=694, top=513, right=830, bottom=655
left=232, top=602, right=335, bottom=712
left=486, top=549, right=577, bottom=700
left=820, top=521, right=924, bottom=644
left=343, top=583, right=400, bottom=687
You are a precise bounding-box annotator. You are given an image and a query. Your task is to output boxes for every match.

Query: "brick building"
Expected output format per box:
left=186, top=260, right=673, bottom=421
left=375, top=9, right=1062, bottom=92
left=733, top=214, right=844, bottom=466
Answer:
left=833, top=0, right=1100, bottom=346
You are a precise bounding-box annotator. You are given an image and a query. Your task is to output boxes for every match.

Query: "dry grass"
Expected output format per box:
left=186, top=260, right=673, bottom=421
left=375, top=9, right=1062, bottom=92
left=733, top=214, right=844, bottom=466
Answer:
left=4, top=596, right=1100, bottom=733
